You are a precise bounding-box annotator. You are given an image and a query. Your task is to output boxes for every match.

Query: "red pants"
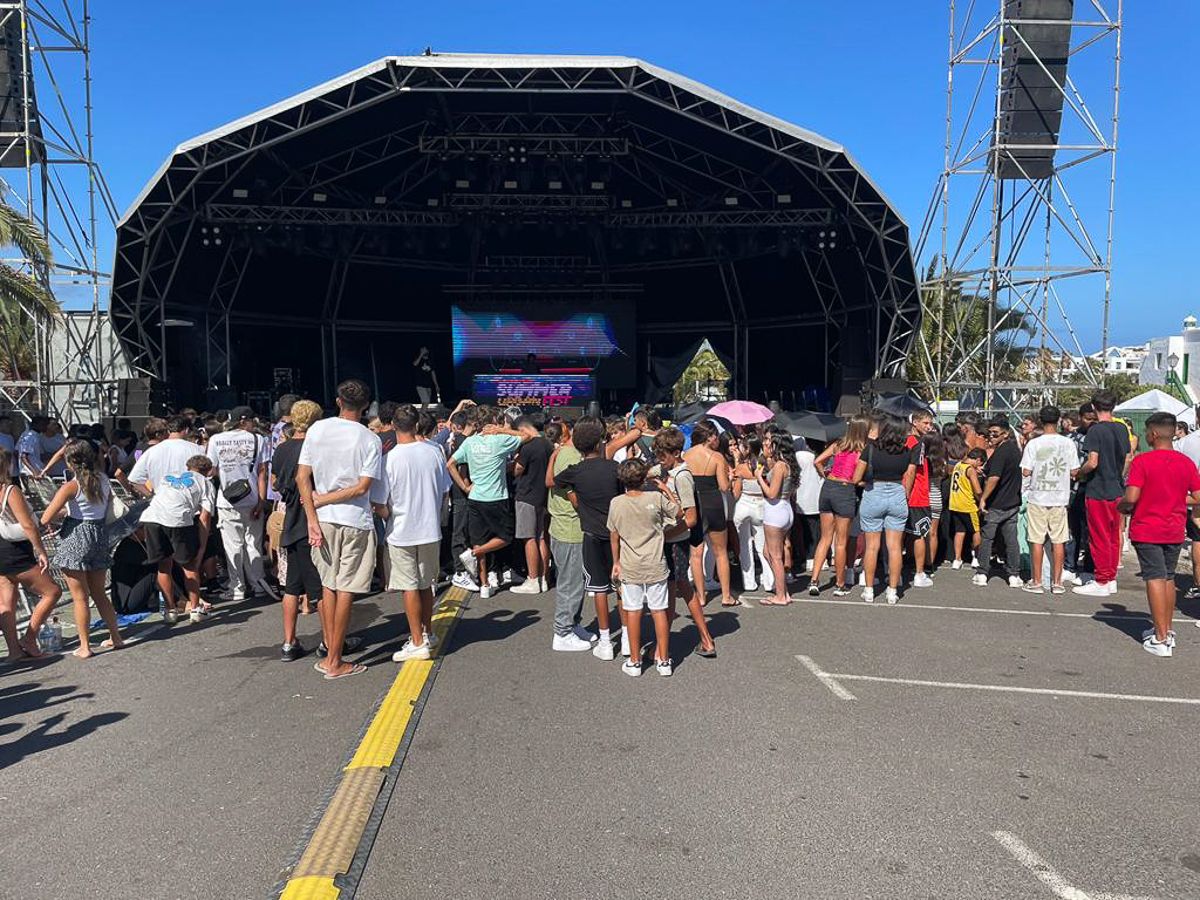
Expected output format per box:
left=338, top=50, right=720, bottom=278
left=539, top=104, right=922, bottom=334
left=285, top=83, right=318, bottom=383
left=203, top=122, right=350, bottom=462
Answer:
left=1085, top=497, right=1121, bottom=584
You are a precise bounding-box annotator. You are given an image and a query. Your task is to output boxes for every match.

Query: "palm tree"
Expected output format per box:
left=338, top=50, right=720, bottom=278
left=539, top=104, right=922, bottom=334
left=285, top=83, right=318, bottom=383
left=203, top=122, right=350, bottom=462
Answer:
left=0, top=202, right=57, bottom=380
left=909, top=261, right=1035, bottom=401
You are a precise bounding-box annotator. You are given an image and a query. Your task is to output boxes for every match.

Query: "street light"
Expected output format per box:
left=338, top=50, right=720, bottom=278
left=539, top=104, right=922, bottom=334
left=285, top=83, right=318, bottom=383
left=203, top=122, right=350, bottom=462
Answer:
left=1168, top=352, right=1180, bottom=371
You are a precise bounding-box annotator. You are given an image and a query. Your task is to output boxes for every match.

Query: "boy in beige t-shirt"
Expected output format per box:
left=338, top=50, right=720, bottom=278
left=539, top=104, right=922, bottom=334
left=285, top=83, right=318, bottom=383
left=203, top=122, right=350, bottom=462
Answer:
left=607, top=458, right=680, bottom=677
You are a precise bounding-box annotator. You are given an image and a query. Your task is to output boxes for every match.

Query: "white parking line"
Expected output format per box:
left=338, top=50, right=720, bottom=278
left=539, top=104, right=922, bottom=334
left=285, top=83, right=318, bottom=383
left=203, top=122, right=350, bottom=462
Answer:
left=794, top=655, right=857, bottom=700
left=820, top=670, right=1200, bottom=706
left=992, top=831, right=1159, bottom=900
left=783, top=595, right=1195, bottom=624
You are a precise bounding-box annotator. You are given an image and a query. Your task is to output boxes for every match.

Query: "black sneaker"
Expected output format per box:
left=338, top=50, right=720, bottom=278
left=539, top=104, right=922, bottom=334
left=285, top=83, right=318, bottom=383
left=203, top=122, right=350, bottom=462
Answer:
left=316, top=635, right=363, bottom=658
left=280, top=641, right=304, bottom=661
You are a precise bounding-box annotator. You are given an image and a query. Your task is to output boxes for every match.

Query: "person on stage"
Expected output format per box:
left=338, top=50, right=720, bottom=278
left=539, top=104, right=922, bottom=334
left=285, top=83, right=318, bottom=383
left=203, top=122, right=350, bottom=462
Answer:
left=413, top=347, right=441, bottom=407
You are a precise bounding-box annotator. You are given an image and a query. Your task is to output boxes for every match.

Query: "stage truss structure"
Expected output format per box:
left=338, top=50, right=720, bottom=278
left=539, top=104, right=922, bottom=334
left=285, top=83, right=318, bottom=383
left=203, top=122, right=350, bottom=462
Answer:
left=914, top=0, right=1121, bottom=411
left=109, top=55, right=920, bottom=404
left=0, top=0, right=119, bottom=424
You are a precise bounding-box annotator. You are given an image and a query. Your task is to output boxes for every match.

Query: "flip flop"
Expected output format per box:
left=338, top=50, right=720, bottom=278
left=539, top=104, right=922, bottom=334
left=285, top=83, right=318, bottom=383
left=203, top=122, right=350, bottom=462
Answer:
left=720, top=598, right=739, bottom=607
left=324, top=663, right=367, bottom=680
left=759, top=597, right=792, bottom=607
left=313, top=661, right=328, bottom=674
left=695, top=644, right=717, bottom=659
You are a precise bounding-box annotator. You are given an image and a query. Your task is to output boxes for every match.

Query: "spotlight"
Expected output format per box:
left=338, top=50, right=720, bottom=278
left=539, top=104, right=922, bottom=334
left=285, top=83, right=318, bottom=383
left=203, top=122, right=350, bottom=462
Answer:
left=724, top=197, right=738, bottom=206
left=374, top=196, right=387, bottom=204
left=312, top=192, right=327, bottom=202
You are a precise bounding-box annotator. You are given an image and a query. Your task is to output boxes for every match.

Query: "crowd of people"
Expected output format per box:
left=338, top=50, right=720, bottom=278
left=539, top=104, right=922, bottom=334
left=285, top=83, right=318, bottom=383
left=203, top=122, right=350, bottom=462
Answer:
left=1, top=381, right=1198, bottom=675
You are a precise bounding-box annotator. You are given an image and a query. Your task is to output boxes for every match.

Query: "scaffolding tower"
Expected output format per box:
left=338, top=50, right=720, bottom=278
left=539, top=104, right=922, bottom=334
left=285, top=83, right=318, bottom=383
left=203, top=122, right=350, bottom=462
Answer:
left=0, top=0, right=119, bottom=424
left=914, top=0, right=1122, bottom=411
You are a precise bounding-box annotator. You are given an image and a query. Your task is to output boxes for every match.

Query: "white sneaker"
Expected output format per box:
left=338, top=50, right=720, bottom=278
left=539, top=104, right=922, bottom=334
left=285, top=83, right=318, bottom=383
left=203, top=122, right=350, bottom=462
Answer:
left=1143, top=636, right=1173, bottom=658
left=1072, top=580, right=1111, bottom=597
left=451, top=572, right=480, bottom=592
left=1108, top=581, right=1118, bottom=595
left=857, top=571, right=867, bottom=586
left=861, top=587, right=875, bottom=604
left=188, top=608, right=206, bottom=623
left=884, top=587, right=899, bottom=605
left=972, top=573, right=988, bottom=587
left=622, top=659, right=642, bottom=677
left=913, top=573, right=934, bottom=588
left=743, top=580, right=757, bottom=593
left=501, top=568, right=518, bottom=586
left=655, top=657, right=673, bottom=677
left=951, top=559, right=963, bottom=571
left=1141, top=627, right=1176, bottom=647
left=1021, top=580, right=1045, bottom=594
left=1062, top=570, right=1077, bottom=584
left=619, top=631, right=631, bottom=657
left=458, top=549, right=478, bottom=576
left=593, top=639, right=615, bottom=661
left=392, top=639, right=431, bottom=662
left=510, top=578, right=544, bottom=594
left=552, top=633, right=593, bottom=652
left=480, top=585, right=493, bottom=600
left=1008, top=575, right=1024, bottom=589
left=487, top=571, right=499, bottom=590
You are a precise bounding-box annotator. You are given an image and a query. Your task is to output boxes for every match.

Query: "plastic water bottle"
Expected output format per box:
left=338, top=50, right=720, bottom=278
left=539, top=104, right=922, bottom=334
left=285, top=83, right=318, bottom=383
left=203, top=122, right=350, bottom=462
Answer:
left=48, top=616, right=63, bottom=652
left=37, top=621, right=54, bottom=653
left=158, top=591, right=166, bottom=618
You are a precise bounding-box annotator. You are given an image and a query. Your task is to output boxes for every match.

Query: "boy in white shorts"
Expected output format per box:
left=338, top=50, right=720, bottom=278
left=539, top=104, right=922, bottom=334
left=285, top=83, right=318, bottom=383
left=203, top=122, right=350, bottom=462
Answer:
left=607, top=458, right=680, bottom=677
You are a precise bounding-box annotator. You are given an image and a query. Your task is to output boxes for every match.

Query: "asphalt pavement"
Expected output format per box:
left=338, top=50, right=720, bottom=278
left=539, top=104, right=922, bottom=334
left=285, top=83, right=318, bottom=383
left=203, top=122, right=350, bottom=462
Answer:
left=4, top=560, right=1200, bottom=899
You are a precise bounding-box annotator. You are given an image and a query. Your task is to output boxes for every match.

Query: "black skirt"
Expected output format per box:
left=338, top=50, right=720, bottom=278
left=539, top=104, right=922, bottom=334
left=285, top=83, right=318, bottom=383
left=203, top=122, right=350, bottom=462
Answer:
left=0, top=537, right=37, bottom=576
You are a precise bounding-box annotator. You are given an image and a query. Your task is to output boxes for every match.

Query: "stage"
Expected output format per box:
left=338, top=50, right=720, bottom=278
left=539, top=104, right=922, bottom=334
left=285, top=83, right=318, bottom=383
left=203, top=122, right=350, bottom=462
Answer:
left=109, top=54, right=919, bottom=412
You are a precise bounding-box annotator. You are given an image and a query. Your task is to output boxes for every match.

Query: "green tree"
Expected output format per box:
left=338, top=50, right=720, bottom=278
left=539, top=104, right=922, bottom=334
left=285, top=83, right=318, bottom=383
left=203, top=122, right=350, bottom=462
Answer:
left=673, top=346, right=729, bottom=406
left=0, top=204, right=57, bottom=380
left=909, top=262, right=1036, bottom=401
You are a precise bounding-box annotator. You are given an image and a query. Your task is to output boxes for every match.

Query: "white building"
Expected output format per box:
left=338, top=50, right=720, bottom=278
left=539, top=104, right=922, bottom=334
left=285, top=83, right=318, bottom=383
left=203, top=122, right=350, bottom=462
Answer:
left=1140, top=315, right=1200, bottom=403
left=1091, top=343, right=1147, bottom=375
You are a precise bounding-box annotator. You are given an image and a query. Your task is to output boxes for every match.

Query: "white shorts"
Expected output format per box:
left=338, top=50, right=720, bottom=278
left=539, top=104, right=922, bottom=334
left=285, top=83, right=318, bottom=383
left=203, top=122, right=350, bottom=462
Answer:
left=387, top=541, right=440, bottom=591
left=620, top=580, right=670, bottom=613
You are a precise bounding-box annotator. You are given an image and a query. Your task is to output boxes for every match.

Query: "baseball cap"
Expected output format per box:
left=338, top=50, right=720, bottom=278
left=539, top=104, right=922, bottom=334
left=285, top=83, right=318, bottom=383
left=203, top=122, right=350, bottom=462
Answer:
left=230, top=405, right=256, bottom=423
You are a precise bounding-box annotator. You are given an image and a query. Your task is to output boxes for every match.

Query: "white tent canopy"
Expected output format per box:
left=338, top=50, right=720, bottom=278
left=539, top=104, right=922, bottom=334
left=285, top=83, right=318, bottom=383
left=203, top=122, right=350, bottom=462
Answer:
left=1114, top=389, right=1188, bottom=415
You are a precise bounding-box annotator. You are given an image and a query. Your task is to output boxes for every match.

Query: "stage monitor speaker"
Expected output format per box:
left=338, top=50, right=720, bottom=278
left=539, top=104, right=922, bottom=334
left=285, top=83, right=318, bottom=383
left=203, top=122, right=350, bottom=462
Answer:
left=835, top=394, right=864, bottom=417
left=993, top=0, right=1073, bottom=179
left=117, top=377, right=168, bottom=418
left=555, top=406, right=585, bottom=421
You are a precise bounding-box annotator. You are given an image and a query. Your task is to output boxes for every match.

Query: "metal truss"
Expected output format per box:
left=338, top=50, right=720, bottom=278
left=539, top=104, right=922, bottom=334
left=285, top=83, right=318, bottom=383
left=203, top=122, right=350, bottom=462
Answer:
left=0, top=0, right=121, bottom=422
left=914, top=0, right=1121, bottom=408
left=111, top=55, right=919, bottom=390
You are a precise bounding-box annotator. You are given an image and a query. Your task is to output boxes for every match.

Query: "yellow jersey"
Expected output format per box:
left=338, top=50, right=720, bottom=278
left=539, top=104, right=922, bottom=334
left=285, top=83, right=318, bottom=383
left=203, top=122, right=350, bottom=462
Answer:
left=948, top=460, right=978, bottom=513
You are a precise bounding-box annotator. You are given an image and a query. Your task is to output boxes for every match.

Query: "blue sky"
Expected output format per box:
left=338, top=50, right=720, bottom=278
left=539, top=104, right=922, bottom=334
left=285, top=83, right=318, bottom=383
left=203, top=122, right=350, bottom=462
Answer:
left=87, top=0, right=1198, bottom=351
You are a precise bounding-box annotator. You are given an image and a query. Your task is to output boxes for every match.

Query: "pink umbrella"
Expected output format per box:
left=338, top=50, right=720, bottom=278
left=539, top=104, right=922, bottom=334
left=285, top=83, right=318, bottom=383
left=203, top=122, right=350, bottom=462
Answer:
left=705, top=400, right=775, bottom=426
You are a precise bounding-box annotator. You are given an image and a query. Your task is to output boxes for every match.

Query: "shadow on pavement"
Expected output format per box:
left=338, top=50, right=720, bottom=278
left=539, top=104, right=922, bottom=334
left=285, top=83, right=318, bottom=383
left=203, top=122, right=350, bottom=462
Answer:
left=0, top=681, right=95, bottom=722
left=0, top=710, right=129, bottom=770
left=445, top=607, right=540, bottom=654
left=1093, top=602, right=1151, bottom=643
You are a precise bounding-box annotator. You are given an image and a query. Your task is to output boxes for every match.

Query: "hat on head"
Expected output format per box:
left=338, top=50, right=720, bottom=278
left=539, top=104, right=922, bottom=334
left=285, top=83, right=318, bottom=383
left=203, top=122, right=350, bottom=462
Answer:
left=230, top=405, right=256, bottom=423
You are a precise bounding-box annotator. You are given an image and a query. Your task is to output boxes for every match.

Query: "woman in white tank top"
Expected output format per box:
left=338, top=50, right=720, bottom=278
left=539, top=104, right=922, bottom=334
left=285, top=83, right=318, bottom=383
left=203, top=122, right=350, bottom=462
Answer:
left=41, top=440, right=122, bottom=658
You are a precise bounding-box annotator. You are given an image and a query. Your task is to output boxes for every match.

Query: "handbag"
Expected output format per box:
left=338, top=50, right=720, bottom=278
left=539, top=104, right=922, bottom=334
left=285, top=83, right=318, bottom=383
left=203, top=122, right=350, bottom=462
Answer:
left=104, top=487, right=128, bottom=526
left=0, top=484, right=28, bottom=541
left=220, top=434, right=258, bottom=504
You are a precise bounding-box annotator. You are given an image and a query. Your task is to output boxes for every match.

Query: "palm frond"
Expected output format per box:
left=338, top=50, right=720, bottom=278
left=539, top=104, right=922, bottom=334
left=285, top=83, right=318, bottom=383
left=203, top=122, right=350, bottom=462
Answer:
left=0, top=203, right=51, bottom=267
left=0, top=262, right=59, bottom=319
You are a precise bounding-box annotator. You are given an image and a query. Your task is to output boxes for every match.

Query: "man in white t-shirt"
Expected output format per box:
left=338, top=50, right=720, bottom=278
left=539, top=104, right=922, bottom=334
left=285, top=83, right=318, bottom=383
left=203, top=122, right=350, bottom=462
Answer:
left=207, top=406, right=271, bottom=602
left=1019, top=405, right=1080, bottom=594
left=298, top=379, right=384, bottom=679
left=381, top=404, right=451, bottom=662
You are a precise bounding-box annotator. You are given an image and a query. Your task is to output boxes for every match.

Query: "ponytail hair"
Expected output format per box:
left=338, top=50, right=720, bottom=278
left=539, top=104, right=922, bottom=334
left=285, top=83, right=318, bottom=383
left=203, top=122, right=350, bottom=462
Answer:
left=65, top=440, right=103, bottom=503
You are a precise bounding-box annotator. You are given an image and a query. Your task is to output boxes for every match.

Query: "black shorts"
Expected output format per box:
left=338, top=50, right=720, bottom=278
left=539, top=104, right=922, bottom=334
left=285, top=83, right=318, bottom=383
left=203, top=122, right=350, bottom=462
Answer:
left=1133, top=542, right=1181, bottom=582
left=143, top=522, right=201, bottom=566
left=467, top=499, right=514, bottom=546
left=819, top=480, right=857, bottom=518
left=284, top=541, right=323, bottom=599
left=906, top=506, right=933, bottom=538
left=665, top=540, right=691, bottom=582
left=950, top=510, right=978, bottom=537
left=0, top=538, right=36, bottom=576
left=581, top=532, right=614, bottom=594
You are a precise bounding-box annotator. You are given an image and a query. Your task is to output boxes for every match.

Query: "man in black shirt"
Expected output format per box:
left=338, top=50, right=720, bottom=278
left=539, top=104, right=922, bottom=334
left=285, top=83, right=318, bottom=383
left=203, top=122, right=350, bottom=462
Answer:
left=555, top=420, right=624, bottom=660
left=511, top=416, right=554, bottom=594
left=1074, top=390, right=1132, bottom=596
left=973, top=416, right=1023, bottom=588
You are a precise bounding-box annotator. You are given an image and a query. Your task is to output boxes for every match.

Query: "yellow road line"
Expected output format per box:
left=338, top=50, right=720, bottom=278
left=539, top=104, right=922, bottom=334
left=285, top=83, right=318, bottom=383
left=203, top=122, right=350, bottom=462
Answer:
left=277, top=586, right=467, bottom=896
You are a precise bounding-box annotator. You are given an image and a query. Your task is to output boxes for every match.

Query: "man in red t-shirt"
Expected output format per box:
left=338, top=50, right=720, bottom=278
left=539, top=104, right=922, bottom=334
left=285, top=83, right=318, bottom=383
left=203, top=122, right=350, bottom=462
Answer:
left=906, top=410, right=935, bottom=587
left=1121, top=412, right=1200, bottom=658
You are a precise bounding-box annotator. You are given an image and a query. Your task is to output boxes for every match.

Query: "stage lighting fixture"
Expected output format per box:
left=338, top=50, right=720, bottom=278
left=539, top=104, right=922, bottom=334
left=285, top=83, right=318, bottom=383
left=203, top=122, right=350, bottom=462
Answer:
left=503, top=180, right=518, bottom=189
left=724, top=197, right=738, bottom=206
left=455, top=180, right=470, bottom=188
left=777, top=194, right=791, bottom=204
left=666, top=198, right=678, bottom=207
left=549, top=180, right=563, bottom=190
left=214, top=237, right=222, bottom=246
left=427, top=198, right=439, bottom=207
left=374, top=196, right=387, bottom=204
left=590, top=181, right=605, bottom=190
left=202, top=238, right=210, bottom=246
left=212, top=227, right=220, bottom=234
left=312, top=192, right=327, bottom=202
left=232, top=188, right=248, bottom=199
left=621, top=199, right=632, bottom=208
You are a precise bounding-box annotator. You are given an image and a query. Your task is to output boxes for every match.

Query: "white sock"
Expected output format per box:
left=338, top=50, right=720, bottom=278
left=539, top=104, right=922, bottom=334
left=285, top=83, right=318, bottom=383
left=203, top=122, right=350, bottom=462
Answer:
left=600, top=628, right=611, bottom=643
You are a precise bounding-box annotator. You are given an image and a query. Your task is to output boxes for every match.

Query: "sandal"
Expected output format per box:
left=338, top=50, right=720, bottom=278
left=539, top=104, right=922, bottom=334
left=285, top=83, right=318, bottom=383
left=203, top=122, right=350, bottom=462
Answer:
left=720, top=598, right=739, bottom=607
left=695, top=644, right=717, bottom=659
left=324, top=663, right=367, bottom=680
left=759, top=597, right=792, bottom=607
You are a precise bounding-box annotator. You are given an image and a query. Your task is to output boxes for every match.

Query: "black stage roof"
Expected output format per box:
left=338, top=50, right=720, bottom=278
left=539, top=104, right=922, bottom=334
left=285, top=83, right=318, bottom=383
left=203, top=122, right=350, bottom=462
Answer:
left=110, top=53, right=919, bottom=407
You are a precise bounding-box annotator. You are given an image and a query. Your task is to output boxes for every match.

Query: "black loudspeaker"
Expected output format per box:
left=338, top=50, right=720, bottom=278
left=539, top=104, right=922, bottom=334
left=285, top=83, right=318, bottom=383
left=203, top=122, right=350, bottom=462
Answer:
left=205, top=387, right=237, bottom=411
left=117, top=377, right=168, bottom=418
left=555, top=406, right=585, bottom=421
left=586, top=401, right=602, bottom=419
